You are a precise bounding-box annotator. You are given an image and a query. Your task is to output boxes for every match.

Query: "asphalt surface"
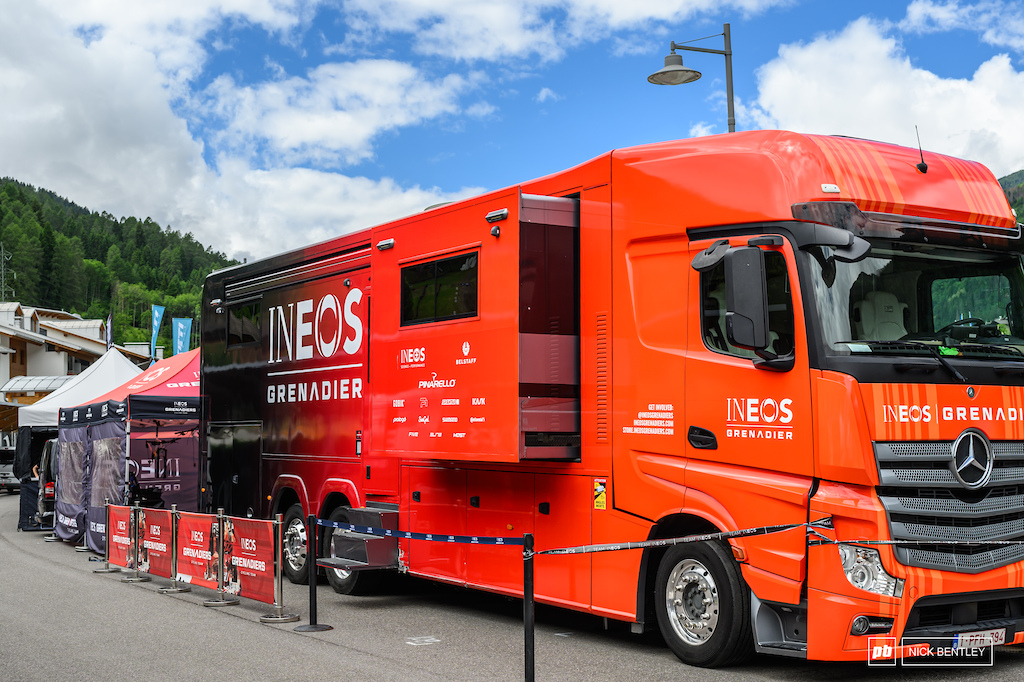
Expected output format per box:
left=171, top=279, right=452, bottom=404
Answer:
left=4, top=492, right=1024, bottom=681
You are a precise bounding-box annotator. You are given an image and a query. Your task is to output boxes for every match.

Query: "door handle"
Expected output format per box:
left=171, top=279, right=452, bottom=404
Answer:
left=687, top=426, right=718, bottom=450
left=470, top=496, right=480, bottom=508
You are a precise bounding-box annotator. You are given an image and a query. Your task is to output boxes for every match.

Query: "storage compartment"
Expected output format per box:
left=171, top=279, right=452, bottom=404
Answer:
left=372, top=191, right=580, bottom=463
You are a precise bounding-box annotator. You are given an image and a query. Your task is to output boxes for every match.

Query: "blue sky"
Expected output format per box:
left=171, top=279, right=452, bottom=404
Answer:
left=5, top=1, right=1024, bottom=261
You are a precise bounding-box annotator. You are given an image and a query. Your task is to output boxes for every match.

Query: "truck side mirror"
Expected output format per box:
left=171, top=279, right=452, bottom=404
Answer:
left=724, top=247, right=769, bottom=350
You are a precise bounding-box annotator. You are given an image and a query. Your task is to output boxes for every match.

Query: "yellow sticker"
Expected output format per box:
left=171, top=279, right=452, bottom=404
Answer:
left=593, top=478, right=607, bottom=510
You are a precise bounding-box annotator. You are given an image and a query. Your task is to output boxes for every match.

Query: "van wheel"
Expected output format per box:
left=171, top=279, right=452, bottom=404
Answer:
left=323, top=508, right=382, bottom=595
left=654, top=541, right=753, bottom=667
left=282, top=503, right=309, bottom=584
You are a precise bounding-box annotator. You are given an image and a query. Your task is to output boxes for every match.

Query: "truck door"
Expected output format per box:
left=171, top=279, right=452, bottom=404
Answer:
left=206, top=421, right=262, bottom=517
left=682, top=236, right=813, bottom=601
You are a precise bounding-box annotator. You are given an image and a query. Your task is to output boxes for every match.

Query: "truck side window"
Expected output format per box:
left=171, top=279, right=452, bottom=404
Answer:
left=227, top=301, right=261, bottom=347
left=700, top=250, right=794, bottom=358
left=401, top=251, right=478, bottom=326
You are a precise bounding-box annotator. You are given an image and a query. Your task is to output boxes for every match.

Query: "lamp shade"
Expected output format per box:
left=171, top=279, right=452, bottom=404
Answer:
left=648, top=53, right=701, bottom=85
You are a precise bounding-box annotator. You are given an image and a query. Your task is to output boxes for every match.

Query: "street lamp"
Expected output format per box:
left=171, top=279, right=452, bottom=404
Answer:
left=648, top=23, right=735, bottom=133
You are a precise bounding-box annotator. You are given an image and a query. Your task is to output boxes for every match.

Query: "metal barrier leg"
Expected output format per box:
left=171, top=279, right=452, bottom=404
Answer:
left=295, top=514, right=331, bottom=632
left=262, top=513, right=299, bottom=624
left=122, top=504, right=151, bottom=583
left=93, top=499, right=122, bottom=574
left=204, top=508, right=239, bottom=606
left=524, top=533, right=535, bottom=682
left=159, top=504, right=190, bottom=594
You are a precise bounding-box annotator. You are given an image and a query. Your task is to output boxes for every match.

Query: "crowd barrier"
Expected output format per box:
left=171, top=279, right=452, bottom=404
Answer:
left=87, top=503, right=1024, bottom=678
left=94, top=502, right=298, bottom=623
left=313, top=515, right=838, bottom=682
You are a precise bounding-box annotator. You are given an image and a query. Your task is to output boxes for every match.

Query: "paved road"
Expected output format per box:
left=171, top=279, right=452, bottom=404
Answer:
left=3, top=493, right=1024, bottom=681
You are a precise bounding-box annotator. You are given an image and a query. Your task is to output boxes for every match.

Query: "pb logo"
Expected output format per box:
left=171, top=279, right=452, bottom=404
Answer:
left=867, top=636, right=897, bottom=666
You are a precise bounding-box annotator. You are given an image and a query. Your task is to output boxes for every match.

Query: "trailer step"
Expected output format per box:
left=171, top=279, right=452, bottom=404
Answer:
left=317, top=557, right=396, bottom=571
left=326, top=507, right=400, bottom=570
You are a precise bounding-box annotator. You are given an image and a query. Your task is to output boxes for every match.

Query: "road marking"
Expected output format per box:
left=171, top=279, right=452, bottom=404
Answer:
left=406, top=636, right=441, bottom=646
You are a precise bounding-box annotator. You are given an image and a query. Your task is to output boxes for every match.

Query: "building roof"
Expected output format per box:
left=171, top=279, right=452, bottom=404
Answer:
left=0, top=375, right=76, bottom=393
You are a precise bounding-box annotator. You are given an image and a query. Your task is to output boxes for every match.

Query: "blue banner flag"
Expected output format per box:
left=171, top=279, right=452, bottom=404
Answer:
left=151, top=305, right=165, bottom=359
left=172, top=318, right=192, bottom=355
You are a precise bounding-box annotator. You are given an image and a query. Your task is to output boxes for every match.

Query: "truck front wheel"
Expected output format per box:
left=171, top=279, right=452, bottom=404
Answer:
left=282, top=503, right=309, bottom=584
left=654, top=541, right=753, bottom=667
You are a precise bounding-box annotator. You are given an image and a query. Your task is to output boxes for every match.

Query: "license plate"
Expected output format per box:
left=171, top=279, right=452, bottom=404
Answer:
left=954, top=628, right=1005, bottom=649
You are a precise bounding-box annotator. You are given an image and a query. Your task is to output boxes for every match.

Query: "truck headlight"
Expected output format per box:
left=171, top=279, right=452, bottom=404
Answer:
left=837, top=544, right=903, bottom=598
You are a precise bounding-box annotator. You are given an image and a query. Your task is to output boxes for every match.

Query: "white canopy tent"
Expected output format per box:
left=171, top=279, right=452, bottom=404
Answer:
left=18, top=349, right=143, bottom=427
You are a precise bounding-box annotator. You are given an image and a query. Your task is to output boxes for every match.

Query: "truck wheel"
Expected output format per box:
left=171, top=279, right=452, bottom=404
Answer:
left=654, top=541, right=753, bottom=668
left=323, top=508, right=381, bottom=595
left=282, top=503, right=309, bottom=584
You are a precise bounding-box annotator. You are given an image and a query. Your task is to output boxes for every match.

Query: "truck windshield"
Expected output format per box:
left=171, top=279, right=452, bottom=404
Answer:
left=804, top=240, right=1024, bottom=360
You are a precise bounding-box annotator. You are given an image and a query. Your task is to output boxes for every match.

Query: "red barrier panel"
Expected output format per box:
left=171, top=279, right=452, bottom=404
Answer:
left=175, top=512, right=219, bottom=590
left=140, top=508, right=173, bottom=580
left=108, top=505, right=133, bottom=569
left=226, top=517, right=276, bottom=604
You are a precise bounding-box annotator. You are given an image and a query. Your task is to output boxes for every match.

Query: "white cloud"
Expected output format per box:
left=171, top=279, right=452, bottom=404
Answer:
left=203, top=60, right=474, bottom=167
left=748, top=17, right=1024, bottom=176
left=0, top=1, right=477, bottom=261
left=40, top=0, right=321, bottom=95
left=901, top=0, right=1024, bottom=52
left=535, top=87, right=561, bottom=103
left=178, top=159, right=481, bottom=261
left=465, top=101, right=498, bottom=117
left=338, top=0, right=789, bottom=61
left=688, top=122, right=717, bottom=137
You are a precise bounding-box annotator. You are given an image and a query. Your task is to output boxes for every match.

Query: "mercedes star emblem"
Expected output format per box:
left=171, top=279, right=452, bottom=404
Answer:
left=951, top=429, right=994, bottom=490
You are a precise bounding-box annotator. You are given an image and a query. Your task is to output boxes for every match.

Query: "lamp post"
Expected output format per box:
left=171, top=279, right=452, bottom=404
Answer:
left=648, top=23, right=735, bottom=133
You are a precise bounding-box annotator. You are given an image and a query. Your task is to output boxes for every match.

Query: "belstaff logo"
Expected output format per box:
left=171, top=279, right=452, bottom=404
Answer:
left=462, top=342, right=470, bottom=356
left=951, top=429, right=994, bottom=490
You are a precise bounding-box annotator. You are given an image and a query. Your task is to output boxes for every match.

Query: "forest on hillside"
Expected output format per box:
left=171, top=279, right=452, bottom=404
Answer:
left=0, top=179, right=235, bottom=349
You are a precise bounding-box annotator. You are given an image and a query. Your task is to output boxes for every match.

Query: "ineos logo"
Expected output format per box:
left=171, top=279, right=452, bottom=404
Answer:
left=951, top=429, right=994, bottom=490
left=727, top=397, right=794, bottom=424
left=401, top=347, right=426, bottom=364
left=268, top=288, right=364, bottom=364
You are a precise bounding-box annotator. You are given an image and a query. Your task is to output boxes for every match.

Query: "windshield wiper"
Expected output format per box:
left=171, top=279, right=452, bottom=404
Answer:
left=836, top=340, right=969, bottom=383
left=897, top=341, right=969, bottom=383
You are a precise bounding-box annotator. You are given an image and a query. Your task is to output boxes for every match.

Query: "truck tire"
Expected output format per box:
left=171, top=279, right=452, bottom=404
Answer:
left=282, top=503, right=310, bottom=584
left=323, top=507, right=382, bottom=595
left=654, top=541, right=753, bottom=668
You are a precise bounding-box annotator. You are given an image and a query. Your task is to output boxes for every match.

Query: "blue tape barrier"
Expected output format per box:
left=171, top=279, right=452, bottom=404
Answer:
left=317, top=518, right=526, bottom=546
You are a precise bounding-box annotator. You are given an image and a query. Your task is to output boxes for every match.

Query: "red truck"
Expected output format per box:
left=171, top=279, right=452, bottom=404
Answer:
left=202, top=130, right=1024, bottom=666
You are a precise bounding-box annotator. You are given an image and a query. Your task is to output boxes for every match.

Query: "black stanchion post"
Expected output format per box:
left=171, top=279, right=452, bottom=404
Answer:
left=295, top=513, right=332, bottom=631
left=524, top=532, right=535, bottom=682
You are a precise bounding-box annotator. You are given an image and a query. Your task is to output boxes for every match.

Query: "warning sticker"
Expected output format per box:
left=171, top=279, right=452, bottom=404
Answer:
left=594, top=478, right=607, bottom=510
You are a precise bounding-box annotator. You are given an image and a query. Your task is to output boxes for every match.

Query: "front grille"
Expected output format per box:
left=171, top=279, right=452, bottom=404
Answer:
left=875, top=440, right=1024, bottom=573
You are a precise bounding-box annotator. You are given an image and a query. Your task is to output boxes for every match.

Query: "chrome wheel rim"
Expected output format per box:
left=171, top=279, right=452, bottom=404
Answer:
left=284, top=517, right=307, bottom=573
left=665, top=558, right=720, bottom=646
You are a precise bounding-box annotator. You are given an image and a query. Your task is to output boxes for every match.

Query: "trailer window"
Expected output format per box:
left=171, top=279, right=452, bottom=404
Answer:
left=227, top=301, right=261, bottom=347
left=401, top=252, right=478, bottom=326
left=700, top=251, right=794, bottom=358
